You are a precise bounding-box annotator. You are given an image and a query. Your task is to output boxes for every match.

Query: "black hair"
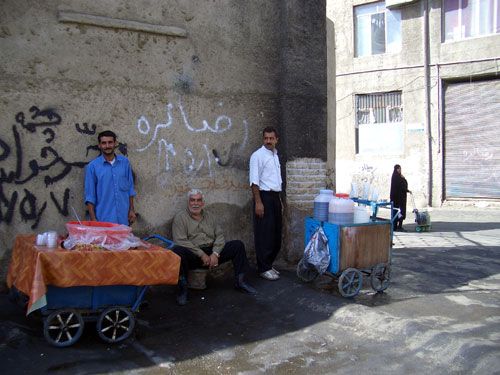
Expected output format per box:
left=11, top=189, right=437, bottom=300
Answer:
left=262, top=126, right=278, bottom=137
left=98, top=130, right=117, bottom=142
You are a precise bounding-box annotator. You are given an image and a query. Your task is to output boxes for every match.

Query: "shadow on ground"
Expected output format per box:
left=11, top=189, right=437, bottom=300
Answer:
left=411, top=220, right=500, bottom=233
left=1, top=243, right=499, bottom=373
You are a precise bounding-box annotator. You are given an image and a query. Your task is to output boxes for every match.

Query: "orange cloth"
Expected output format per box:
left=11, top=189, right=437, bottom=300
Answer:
left=7, top=235, right=180, bottom=313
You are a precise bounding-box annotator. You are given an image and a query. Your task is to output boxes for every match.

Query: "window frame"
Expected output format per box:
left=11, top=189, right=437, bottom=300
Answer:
left=355, top=91, right=404, bottom=155
left=354, top=1, right=402, bottom=57
left=442, top=0, right=500, bottom=42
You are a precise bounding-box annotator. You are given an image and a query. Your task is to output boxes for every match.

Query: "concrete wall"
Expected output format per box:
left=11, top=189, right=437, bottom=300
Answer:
left=279, top=0, right=327, bottom=161
left=279, top=0, right=328, bottom=264
left=327, top=0, right=500, bottom=207
left=0, top=0, right=327, bottom=284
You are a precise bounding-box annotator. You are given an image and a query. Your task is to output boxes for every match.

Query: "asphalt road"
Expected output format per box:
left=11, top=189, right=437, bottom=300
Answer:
left=1, top=207, right=499, bottom=374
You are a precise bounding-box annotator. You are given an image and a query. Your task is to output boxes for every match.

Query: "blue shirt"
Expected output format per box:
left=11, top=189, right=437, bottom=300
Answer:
left=84, top=154, right=136, bottom=225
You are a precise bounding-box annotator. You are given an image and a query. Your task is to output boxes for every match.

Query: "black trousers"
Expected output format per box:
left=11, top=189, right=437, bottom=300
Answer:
left=392, top=205, right=406, bottom=230
left=253, top=191, right=282, bottom=273
left=171, top=240, right=249, bottom=280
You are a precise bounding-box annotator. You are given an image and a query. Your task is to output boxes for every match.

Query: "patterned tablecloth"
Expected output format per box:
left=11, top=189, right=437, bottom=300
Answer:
left=7, top=235, right=180, bottom=314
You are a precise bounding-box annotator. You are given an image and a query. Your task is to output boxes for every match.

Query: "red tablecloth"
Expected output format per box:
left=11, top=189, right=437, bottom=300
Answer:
left=7, top=235, right=180, bottom=314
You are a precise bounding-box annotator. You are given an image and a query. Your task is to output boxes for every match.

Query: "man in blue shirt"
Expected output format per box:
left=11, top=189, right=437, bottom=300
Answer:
left=84, top=130, right=137, bottom=225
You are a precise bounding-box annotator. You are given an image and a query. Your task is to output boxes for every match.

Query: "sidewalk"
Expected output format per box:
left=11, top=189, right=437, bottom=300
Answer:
left=1, top=207, right=499, bottom=374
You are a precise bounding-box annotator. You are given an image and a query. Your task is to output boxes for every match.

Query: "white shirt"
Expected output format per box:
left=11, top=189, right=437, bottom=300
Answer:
left=249, top=145, right=282, bottom=192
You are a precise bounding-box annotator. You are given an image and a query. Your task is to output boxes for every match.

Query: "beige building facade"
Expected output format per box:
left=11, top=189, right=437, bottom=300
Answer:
left=327, top=0, right=500, bottom=208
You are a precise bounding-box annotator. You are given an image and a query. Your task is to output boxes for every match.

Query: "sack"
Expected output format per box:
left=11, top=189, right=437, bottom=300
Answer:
left=297, top=227, right=330, bottom=282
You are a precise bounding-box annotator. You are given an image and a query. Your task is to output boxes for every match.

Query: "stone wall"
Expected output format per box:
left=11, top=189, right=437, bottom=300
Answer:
left=0, top=0, right=327, bottom=284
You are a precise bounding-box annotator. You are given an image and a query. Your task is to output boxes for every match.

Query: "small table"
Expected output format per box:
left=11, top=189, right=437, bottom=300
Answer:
left=7, top=234, right=180, bottom=314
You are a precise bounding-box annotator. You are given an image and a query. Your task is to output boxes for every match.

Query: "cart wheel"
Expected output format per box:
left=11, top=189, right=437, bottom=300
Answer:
left=370, top=263, right=391, bottom=292
left=43, top=309, right=84, bottom=347
left=416, top=226, right=422, bottom=232
left=296, top=258, right=319, bottom=282
left=97, top=307, right=135, bottom=343
left=338, top=268, right=362, bottom=297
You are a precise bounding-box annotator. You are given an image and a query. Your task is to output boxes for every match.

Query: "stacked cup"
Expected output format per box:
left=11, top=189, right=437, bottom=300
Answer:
left=35, top=231, right=58, bottom=248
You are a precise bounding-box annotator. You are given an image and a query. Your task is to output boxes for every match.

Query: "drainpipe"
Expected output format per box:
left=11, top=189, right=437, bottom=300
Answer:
left=423, top=0, right=432, bottom=206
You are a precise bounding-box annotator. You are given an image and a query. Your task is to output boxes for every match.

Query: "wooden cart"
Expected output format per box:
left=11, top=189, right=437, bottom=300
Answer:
left=7, top=235, right=180, bottom=347
left=303, top=217, right=392, bottom=297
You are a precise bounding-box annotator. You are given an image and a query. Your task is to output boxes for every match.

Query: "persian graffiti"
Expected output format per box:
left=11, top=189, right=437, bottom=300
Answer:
left=0, top=107, right=101, bottom=229
left=135, top=98, right=249, bottom=181
left=16, top=106, right=62, bottom=133
left=75, top=122, right=97, bottom=135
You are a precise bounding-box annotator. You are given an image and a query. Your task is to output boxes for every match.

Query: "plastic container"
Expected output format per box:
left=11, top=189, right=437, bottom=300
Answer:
left=66, top=221, right=132, bottom=243
left=36, top=233, right=47, bottom=246
left=46, top=231, right=58, bottom=248
left=63, top=221, right=142, bottom=250
left=353, top=206, right=371, bottom=223
left=188, top=269, right=208, bottom=290
left=313, top=189, right=334, bottom=222
left=328, top=197, right=355, bottom=224
left=350, top=182, right=358, bottom=198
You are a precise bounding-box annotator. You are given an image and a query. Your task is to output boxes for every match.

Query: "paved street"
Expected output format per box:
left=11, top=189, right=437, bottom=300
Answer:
left=1, top=207, right=499, bottom=374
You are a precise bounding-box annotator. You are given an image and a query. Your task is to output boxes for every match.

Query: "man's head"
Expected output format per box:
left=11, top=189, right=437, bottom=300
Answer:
left=187, top=189, right=205, bottom=216
left=98, top=130, right=118, bottom=157
left=98, top=130, right=117, bottom=143
left=262, top=126, right=278, bottom=151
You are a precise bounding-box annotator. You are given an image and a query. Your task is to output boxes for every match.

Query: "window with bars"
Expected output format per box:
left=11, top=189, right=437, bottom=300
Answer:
left=355, top=92, right=404, bottom=155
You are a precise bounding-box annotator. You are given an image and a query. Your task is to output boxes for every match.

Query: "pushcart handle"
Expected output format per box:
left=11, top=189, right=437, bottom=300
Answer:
left=409, top=191, right=418, bottom=211
left=143, top=234, right=175, bottom=249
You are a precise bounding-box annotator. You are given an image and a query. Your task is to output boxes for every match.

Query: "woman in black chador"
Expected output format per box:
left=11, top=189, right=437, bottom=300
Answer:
left=390, top=164, right=411, bottom=231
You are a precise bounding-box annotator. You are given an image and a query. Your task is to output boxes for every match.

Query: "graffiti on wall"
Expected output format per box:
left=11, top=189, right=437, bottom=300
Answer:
left=135, top=97, right=249, bottom=184
left=0, top=106, right=102, bottom=229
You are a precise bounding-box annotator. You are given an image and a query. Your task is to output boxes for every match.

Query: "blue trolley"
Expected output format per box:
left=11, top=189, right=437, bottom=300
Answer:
left=302, top=200, right=396, bottom=297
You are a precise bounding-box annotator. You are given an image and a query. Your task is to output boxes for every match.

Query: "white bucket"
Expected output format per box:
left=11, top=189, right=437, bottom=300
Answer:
left=354, top=206, right=371, bottom=223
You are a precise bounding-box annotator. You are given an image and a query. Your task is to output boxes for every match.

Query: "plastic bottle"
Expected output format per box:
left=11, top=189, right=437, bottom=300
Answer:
left=350, top=182, right=358, bottom=198
left=313, top=189, right=334, bottom=222
left=328, top=196, right=354, bottom=224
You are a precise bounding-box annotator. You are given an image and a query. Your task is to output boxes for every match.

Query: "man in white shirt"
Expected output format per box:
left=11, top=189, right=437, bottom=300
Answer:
left=249, top=127, right=283, bottom=281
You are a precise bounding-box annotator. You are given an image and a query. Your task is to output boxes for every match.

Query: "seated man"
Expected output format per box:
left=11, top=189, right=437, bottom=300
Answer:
left=171, top=189, right=257, bottom=305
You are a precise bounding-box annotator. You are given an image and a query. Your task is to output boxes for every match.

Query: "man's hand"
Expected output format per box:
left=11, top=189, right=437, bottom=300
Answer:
left=201, top=253, right=211, bottom=267
left=87, top=203, right=97, bottom=221
left=255, top=201, right=264, bottom=218
left=208, top=253, right=219, bottom=269
left=251, top=184, right=264, bottom=219
left=128, top=209, right=137, bottom=225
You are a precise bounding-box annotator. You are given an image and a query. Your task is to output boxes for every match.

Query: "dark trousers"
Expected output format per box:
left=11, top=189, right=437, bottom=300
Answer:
left=253, top=191, right=282, bottom=273
left=171, top=240, right=249, bottom=280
